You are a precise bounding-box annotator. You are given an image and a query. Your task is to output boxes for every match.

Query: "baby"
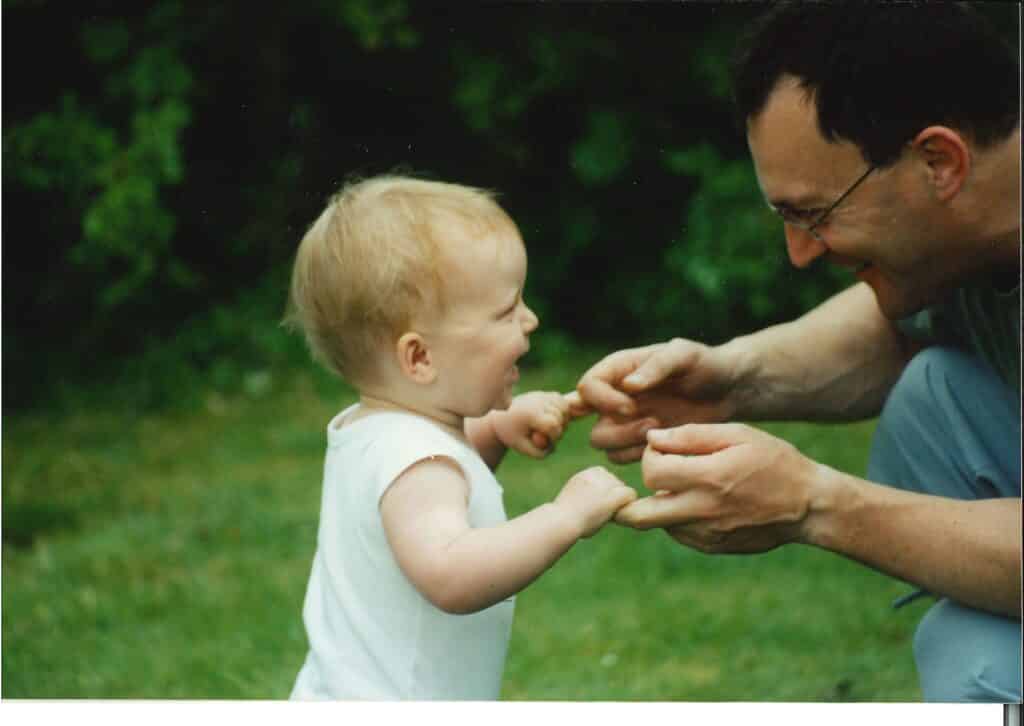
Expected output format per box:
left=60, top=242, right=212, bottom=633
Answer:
left=284, top=174, right=636, bottom=700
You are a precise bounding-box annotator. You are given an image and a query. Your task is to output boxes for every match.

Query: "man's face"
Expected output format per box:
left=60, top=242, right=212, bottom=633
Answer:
left=746, top=77, right=969, bottom=319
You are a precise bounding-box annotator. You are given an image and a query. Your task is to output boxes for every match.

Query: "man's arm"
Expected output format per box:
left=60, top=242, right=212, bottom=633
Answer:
left=723, top=282, right=920, bottom=421
left=578, top=283, right=921, bottom=462
left=808, top=465, right=1021, bottom=618
left=616, top=423, right=1021, bottom=619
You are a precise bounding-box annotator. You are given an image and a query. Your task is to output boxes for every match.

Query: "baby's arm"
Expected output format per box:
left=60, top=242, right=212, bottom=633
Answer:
left=466, top=391, right=591, bottom=469
left=380, top=458, right=635, bottom=614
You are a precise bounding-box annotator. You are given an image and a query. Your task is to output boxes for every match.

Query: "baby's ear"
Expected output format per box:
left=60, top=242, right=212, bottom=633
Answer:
left=395, top=332, right=437, bottom=384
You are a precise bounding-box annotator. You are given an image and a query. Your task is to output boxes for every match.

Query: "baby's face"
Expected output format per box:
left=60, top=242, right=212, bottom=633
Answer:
left=424, top=226, right=539, bottom=418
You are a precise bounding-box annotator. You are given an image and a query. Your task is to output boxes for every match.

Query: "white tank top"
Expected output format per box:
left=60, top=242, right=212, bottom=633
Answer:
left=290, top=405, right=514, bottom=700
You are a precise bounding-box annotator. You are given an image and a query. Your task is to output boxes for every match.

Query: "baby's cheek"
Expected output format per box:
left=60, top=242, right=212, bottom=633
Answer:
left=496, top=389, right=513, bottom=411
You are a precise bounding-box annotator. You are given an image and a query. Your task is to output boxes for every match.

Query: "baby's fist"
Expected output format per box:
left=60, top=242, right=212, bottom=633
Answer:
left=496, top=391, right=573, bottom=458
left=554, top=466, right=637, bottom=538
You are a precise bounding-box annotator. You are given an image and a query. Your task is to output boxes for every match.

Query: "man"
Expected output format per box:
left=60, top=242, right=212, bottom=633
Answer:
left=576, top=3, right=1021, bottom=703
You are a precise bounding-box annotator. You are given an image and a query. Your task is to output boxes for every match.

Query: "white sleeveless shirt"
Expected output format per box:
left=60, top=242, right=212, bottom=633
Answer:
left=290, top=405, right=515, bottom=700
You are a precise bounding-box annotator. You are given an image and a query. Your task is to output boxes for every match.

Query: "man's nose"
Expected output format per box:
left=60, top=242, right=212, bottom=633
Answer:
left=784, top=224, right=828, bottom=268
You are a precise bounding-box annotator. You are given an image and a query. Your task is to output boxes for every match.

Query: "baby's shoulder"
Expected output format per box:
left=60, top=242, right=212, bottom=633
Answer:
left=336, top=411, right=467, bottom=464
left=347, top=414, right=488, bottom=500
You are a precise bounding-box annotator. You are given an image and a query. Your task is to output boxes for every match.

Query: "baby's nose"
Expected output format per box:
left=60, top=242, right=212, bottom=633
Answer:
left=522, top=304, right=539, bottom=332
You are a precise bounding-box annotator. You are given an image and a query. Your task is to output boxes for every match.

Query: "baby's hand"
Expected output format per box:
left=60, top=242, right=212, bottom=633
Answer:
left=554, top=466, right=637, bottom=538
left=493, top=391, right=587, bottom=459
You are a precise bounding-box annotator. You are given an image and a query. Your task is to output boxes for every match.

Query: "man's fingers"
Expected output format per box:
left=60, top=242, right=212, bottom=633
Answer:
left=606, top=444, right=646, bottom=465
left=613, top=491, right=701, bottom=529
left=606, top=489, right=688, bottom=528
left=576, top=346, right=661, bottom=417
left=590, top=416, right=660, bottom=454
left=576, top=377, right=638, bottom=418
left=640, top=445, right=719, bottom=493
left=530, top=431, right=551, bottom=451
left=645, top=422, right=751, bottom=456
left=621, top=339, right=697, bottom=393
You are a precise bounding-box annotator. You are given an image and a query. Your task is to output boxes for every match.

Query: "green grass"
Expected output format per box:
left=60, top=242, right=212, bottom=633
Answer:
left=1, top=358, right=928, bottom=700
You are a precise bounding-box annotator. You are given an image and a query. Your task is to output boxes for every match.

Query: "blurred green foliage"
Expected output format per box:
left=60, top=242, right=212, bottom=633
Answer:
left=3, top=2, right=1018, bottom=411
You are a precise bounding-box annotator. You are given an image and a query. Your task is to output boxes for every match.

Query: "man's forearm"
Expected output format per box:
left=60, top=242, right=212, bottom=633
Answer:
left=805, top=465, right=1022, bottom=618
left=723, top=283, right=918, bottom=421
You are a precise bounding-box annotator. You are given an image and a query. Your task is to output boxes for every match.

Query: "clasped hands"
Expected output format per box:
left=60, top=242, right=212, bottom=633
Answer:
left=569, top=338, right=819, bottom=554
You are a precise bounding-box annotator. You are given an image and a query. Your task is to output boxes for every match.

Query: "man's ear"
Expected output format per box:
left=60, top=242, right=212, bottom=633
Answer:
left=911, top=126, right=970, bottom=201
left=395, top=332, right=437, bottom=384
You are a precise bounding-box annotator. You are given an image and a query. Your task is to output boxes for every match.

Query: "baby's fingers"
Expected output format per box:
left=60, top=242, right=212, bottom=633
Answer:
left=585, top=482, right=639, bottom=537
left=564, top=390, right=593, bottom=419
left=542, top=408, right=568, bottom=437
left=607, top=482, right=639, bottom=511
left=514, top=432, right=550, bottom=459
left=529, top=409, right=566, bottom=450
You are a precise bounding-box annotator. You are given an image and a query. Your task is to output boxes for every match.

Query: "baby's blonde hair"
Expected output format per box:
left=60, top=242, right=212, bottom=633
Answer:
left=284, top=174, right=517, bottom=385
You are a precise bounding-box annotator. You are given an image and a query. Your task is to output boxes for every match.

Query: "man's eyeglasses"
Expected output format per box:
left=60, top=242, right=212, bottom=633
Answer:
left=769, top=165, right=876, bottom=242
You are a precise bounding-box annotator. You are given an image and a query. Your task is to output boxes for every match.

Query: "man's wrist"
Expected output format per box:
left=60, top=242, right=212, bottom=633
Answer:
left=798, top=462, right=852, bottom=549
left=717, top=335, right=759, bottom=420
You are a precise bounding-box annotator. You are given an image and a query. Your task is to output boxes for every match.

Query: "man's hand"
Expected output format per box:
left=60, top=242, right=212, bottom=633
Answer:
left=575, top=339, right=744, bottom=463
left=613, top=423, right=819, bottom=553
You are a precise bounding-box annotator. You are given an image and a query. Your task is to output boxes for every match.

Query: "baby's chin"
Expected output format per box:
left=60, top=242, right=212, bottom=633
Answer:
left=494, top=399, right=513, bottom=413
left=461, top=398, right=512, bottom=422
left=491, top=390, right=514, bottom=412
left=466, top=386, right=515, bottom=418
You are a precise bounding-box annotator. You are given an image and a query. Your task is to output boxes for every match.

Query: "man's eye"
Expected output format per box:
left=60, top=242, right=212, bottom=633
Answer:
left=773, top=204, right=823, bottom=225
left=796, top=207, right=825, bottom=223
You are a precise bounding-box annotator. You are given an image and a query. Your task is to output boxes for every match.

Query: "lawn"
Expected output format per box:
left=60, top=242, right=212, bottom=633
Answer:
left=1, top=357, right=928, bottom=700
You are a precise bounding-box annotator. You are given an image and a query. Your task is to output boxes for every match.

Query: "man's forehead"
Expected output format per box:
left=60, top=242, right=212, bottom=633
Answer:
left=747, top=81, right=865, bottom=205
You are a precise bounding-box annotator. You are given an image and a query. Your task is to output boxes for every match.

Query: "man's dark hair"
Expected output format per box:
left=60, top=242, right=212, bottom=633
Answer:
left=732, top=2, right=1020, bottom=166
